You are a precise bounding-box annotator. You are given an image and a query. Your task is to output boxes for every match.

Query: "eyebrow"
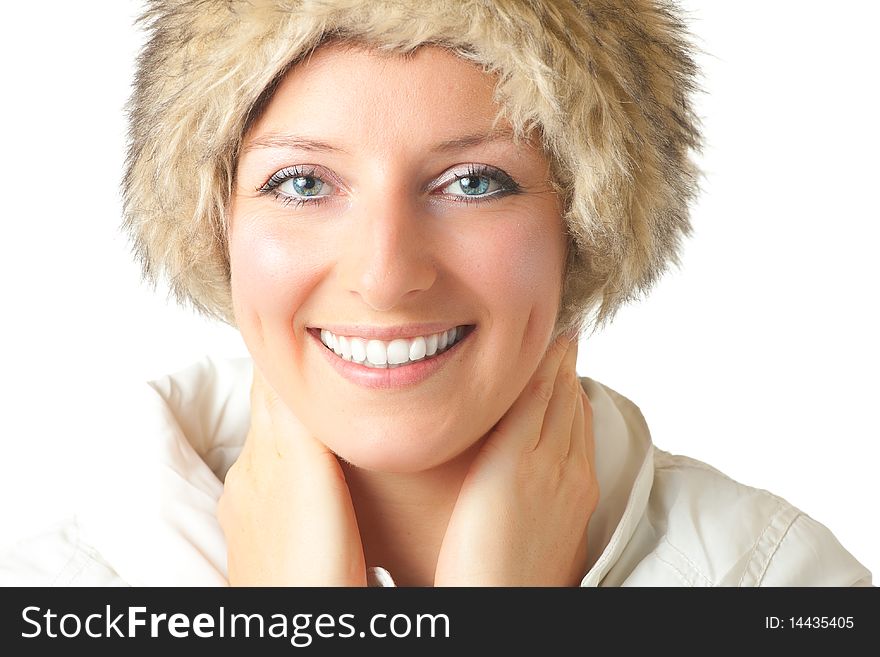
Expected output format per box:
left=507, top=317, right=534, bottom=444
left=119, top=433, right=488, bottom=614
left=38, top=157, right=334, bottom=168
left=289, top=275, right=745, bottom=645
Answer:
left=431, top=126, right=518, bottom=152
left=242, top=135, right=348, bottom=155
left=242, top=127, right=518, bottom=155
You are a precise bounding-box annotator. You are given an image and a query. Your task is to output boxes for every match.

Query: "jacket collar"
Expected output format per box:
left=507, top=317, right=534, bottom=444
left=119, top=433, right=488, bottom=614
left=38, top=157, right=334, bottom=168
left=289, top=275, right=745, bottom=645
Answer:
left=579, top=377, right=655, bottom=585
left=75, top=356, right=654, bottom=586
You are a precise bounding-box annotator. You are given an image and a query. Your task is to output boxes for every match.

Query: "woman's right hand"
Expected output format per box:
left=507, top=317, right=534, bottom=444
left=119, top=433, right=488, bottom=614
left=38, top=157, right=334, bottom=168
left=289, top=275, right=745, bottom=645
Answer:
left=217, top=366, right=367, bottom=586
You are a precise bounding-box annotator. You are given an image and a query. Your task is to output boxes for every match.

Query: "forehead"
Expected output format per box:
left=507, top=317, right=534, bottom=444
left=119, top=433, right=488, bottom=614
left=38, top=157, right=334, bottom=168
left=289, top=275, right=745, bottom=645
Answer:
left=245, top=42, right=512, bottom=152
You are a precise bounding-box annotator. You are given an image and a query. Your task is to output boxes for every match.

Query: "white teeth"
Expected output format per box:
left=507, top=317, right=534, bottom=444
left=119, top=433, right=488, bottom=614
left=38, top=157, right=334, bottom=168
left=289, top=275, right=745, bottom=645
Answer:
left=366, top=340, right=388, bottom=366
left=387, top=339, right=410, bottom=365
left=409, top=336, right=427, bottom=361
left=339, top=335, right=352, bottom=361
left=318, top=326, right=468, bottom=368
left=350, top=337, right=366, bottom=363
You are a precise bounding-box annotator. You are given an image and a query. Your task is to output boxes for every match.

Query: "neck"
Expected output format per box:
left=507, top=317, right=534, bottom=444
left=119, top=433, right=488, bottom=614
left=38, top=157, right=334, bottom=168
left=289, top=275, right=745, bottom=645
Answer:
left=341, top=440, right=483, bottom=587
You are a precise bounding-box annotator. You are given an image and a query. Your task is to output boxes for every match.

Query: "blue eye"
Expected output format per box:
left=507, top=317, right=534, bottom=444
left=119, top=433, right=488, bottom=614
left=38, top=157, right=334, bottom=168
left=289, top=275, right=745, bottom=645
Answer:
left=259, top=166, right=337, bottom=207
left=281, top=174, right=330, bottom=197
left=439, top=165, right=519, bottom=202
left=278, top=173, right=333, bottom=198
left=447, top=175, right=492, bottom=196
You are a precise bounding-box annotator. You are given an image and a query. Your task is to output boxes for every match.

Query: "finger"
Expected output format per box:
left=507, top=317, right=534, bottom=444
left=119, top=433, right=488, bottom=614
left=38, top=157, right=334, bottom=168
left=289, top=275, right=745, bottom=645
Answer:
left=531, top=335, right=580, bottom=456
left=575, top=387, right=599, bottom=519
left=566, top=387, right=592, bottom=575
left=248, top=366, right=292, bottom=433
left=489, top=333, right=573, bottom=454
left=250, top=366, right=286, bottom=419
left=243, top=367, right=277, bottom=457
left=584, top=388, right=595, bottom=463
left=246, top=366, right=316, bottom=460
left=568, top=385, right=594, bottom=462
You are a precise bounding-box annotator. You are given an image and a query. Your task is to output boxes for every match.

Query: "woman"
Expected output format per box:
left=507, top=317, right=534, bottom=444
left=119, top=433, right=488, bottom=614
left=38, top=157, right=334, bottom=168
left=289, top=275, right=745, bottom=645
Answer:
left=1, top=0, right=872, bottom=586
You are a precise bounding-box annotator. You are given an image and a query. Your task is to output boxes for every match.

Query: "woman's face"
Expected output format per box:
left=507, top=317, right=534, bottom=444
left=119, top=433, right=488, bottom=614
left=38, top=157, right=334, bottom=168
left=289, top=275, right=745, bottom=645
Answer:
left=230, top=43, right=567, bottom=473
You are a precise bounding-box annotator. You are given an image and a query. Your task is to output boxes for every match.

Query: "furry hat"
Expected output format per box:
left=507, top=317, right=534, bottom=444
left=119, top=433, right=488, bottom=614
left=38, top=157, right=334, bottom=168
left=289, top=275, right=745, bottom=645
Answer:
left=123, top=0, right=704, bottom=335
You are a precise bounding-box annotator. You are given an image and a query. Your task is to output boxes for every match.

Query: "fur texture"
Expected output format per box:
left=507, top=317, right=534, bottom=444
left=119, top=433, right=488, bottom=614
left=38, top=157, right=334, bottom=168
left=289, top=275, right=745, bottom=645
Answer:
left=123, top=0, right=704, bottom=335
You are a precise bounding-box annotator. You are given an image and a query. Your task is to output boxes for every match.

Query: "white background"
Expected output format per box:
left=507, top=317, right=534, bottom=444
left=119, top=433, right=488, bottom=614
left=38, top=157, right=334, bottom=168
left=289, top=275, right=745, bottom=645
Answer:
left=1, top=1, right=877, bottom=580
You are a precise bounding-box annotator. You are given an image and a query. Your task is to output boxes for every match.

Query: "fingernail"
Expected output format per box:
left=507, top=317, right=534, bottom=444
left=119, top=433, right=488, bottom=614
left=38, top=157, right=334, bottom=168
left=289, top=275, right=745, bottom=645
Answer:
left=556, top=333, right=569, bottom=346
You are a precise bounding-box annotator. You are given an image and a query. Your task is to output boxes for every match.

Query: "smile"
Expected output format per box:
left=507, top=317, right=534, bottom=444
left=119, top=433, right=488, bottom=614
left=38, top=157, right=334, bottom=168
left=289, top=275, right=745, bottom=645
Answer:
left=317, top=325, right=472, bottom=368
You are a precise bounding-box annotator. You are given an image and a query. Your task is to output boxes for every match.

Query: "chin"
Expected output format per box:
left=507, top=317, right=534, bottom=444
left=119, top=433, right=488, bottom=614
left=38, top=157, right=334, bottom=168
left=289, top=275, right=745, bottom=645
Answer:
left=327, top=428, right=465, bottom=474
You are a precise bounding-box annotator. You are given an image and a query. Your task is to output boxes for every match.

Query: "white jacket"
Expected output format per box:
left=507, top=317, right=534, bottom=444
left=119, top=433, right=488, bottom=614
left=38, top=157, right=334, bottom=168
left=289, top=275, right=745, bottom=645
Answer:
left=0, top=357, right=871, bottom=587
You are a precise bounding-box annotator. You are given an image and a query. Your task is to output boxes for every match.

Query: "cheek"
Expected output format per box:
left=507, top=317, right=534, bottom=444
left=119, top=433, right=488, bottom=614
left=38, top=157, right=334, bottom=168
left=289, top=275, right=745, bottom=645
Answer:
left=228, top=215, right=324, bottom=351
left=458, top=213, right=566, bottom=334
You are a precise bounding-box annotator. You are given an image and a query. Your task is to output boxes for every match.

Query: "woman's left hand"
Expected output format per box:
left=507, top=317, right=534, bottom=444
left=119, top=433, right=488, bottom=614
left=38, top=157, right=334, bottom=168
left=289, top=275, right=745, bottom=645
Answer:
left=434, top=334, right=598, bottom=586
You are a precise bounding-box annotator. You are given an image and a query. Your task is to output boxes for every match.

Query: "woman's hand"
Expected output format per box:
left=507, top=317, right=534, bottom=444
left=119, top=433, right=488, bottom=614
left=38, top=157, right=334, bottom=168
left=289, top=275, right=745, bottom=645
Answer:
left=217, top=367, right=367, bottom=586
left=434, top=335, right=598, bottom=586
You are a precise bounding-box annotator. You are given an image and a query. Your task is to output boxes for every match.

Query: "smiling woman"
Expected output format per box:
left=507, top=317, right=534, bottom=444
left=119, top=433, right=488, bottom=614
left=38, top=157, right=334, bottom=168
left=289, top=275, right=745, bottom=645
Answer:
left=222, top=43, right=583, bottom=586
left=229, top=44, right=568, bottom=479
left=0, top=0, right=873, bottom=588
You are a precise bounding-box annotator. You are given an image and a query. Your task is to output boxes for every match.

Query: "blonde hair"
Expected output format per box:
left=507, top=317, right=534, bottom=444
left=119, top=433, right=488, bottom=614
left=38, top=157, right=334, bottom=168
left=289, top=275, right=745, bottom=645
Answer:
left=123, top=0, right=704, bottom=336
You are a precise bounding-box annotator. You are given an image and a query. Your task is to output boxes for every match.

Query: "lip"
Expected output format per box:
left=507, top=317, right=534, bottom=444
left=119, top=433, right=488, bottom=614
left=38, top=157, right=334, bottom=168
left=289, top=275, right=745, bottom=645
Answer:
left=309, top=325, right=476, bottom=390
left=308, top=322, right=466, bottom=341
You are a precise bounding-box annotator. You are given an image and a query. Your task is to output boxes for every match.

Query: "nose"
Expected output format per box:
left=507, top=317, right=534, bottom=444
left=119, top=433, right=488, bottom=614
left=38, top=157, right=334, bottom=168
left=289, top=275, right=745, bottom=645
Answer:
left=337, top=190, right=437, bottom=311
